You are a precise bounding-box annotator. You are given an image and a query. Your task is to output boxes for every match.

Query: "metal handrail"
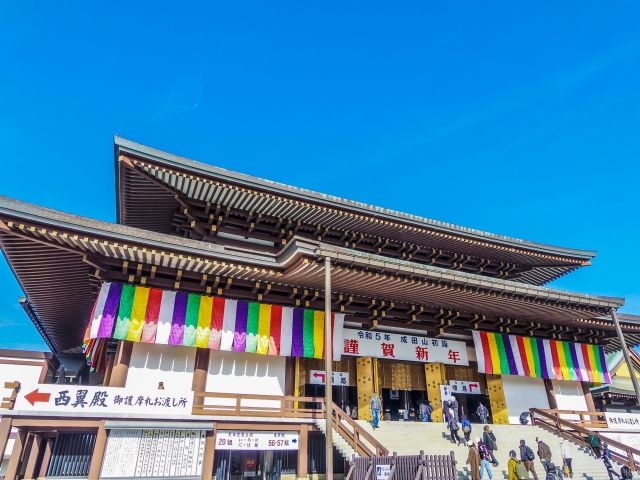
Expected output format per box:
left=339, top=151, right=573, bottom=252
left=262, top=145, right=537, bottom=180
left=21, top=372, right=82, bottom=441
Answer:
left=530, top=408, right=639, bottom=471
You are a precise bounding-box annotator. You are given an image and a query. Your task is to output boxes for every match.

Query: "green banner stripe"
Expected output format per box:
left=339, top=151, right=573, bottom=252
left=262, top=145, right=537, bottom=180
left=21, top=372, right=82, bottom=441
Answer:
left=495, top=334, right=510, bottom=375
left=113, top=284, right=136, bottom=340
left=303, top=309, right=315, bottom=358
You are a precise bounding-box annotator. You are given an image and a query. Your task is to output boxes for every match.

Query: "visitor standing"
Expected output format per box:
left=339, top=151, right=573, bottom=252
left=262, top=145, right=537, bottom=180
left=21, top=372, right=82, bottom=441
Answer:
left=467, top=439, right=481, bottom=480
left=462, top=415, right=472, bottom=445
left=424, top=401, right=433, bottom=422
left=370, top=393, right=382, bottom=429
left=477, top=403, right=489, bottom=424
left=350, top=405, right=358, bottom=419
left=477, top=437, right=495, bottom=480
left=449, top=398, right=460, bottom=423
left=448, top=407, right=462, bottom=445
left=519, top=440, right=539, bottom=480
left=483, top=425, right=499, bottom=466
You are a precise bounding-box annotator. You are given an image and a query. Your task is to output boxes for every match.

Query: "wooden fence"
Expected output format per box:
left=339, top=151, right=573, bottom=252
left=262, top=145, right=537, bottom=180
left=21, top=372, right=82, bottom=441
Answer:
left=346, top=451, right=457, bottom=480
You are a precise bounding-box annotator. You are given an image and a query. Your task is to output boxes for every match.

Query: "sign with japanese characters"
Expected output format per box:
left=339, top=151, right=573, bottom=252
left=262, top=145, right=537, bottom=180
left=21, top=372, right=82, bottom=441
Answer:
left=449, top=380, right=482, bottom=395
left=215, top=431, right=299, bottom=450
left=101, top=428, right=206, bottom=478
left=440, top=385, right=454, bottom=403
left=309, top=370, right=350, bottom=386
left=376, top=464, right=391, bottom=480
left=341, top=329, right=468, bottom=366
left=13, top=384, right=193, bottom=416
left=605, top=412, right=640, bottom=431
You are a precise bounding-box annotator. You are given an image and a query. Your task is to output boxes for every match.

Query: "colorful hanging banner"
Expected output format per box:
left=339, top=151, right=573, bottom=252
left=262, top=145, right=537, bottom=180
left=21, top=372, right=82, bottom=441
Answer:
left=86, top=282, right=344, bottom=361
left=472, top=330, right=610, bottom=384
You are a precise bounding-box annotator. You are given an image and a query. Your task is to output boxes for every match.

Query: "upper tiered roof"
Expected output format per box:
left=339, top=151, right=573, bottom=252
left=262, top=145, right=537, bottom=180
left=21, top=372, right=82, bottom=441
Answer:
left=115, top=137, right=595, bottom=286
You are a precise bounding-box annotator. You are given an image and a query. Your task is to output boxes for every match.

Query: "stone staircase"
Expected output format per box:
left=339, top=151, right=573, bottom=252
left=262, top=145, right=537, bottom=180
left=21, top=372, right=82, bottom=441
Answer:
left=315, top=418, right=356, bottom=460
left=354, top=421, right=629, bottom=480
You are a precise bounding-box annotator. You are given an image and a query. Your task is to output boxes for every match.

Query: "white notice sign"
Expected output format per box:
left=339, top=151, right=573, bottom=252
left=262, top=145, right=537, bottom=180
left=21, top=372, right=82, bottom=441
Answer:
left=309, top=370, right=350, bottom=386
left=13, top=384, right=193, bottom=416
left=449, top=380, right=482, bottom=395
left=216, top=431, right=299, bottom=450
left=101, top=429, right=206, bottom=478
left=376, top=464, right=391, bottom=480
left=342, top=328, right=468, bottom=366
left=605, top=412, right=640, bottom=431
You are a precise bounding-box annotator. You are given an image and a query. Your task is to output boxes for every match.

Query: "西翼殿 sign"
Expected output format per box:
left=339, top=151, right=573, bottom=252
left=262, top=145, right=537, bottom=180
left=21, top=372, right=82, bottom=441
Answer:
left=13, top=384, right=193, bottom=416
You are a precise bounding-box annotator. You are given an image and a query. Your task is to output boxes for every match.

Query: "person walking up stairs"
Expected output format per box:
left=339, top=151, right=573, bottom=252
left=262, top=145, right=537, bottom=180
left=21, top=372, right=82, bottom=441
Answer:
left=508, top=449, right=530, bottom=480
left=519, top=439, right=539, bottom=480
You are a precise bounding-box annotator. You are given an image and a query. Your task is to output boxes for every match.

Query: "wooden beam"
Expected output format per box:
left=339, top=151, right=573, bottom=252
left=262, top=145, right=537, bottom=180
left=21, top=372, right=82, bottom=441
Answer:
left=87, top=422, right=107, bottom=479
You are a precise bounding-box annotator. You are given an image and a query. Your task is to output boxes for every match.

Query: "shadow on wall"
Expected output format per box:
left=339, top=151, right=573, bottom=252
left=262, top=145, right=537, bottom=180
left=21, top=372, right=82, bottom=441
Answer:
left=130, top=344, right=191, bottom=373
left=208, top=350, right=285, bottom=395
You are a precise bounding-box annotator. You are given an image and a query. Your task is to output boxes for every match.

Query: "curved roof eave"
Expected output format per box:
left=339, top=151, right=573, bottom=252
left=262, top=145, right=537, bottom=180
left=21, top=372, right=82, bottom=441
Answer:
left=114, top=136, right=597, bottom=262
left=0, top=195, right=622, bottom=311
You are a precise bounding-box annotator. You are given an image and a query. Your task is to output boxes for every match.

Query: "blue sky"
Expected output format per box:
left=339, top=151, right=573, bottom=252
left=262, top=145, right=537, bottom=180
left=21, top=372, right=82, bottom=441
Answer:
left=1, top=3, right=639, bottom=351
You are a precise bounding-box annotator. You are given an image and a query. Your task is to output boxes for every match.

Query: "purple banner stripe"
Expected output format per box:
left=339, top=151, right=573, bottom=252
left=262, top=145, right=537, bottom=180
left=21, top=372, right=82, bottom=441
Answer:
left=569, top=343, right=584, bottom=381
left=537, top=337, right=550, bottom=379
left=291, top=308, right=304, bottom=357
left=502, top=334, right=518, bottom=375
left=169, top=292, right=188, bottom=345
left=97, top=283, right=123, bottom=338
left=233, top=301, right=248, bottom=352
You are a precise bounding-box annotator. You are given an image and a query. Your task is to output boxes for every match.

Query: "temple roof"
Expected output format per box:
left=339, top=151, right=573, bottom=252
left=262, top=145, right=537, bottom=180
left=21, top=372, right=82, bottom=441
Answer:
left=0, top=195, right=630, bottom=353
left=115, top=137, right=595, bottom=286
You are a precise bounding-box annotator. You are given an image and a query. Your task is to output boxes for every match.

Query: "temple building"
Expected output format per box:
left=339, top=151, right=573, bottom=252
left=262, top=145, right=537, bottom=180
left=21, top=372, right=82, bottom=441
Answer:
left=0, top=137, right=638, bottom=479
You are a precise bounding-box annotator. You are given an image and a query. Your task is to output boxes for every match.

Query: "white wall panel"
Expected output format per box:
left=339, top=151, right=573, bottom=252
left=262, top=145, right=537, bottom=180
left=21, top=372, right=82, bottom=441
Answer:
left=502, top=375, right=550, bottom=424
left=127, top=344, right=196, bottom=391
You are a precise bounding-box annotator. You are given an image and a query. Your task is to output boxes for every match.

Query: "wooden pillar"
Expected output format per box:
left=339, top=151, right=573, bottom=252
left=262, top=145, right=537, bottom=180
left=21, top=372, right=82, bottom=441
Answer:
left=103, top=351, right=116, bottom=386
left=294, top=358, right=305, bottom=409
left=285, top=357, right=296, bottom=396
left=201, top=429, right=216, bottom=480
left=109, top=341, right=133, bottom=387
left=5, top=428, right=27, bottom=480
left=356, top=357, right=375, bottom=421
left=0, top=417, right=13, bottom=463
left=297, top=424, right=308, bottom=480
left=486, top=374, right=509, bottom=424
left=425, top=363, right=447, bottom=422
left=23, top=433, right=43, bottom=480
left=87, top=423, right=108, bottom=479
left=192, top=348, right=210, bottom=410
left=544, top=379, right=558, bottom=410
left=37, top=438, right=54, bottom=478
left=582, top=382, right=596, bottom=411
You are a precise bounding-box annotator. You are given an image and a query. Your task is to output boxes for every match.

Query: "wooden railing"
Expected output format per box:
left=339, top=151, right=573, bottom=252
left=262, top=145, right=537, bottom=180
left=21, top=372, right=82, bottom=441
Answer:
left=331, top=401, right=388, bottom=458
left=192, top=392, right=325, bottom=418
left=530, top=408, right=640, bottom=471
left=192, top=392, right=388, bottom=458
